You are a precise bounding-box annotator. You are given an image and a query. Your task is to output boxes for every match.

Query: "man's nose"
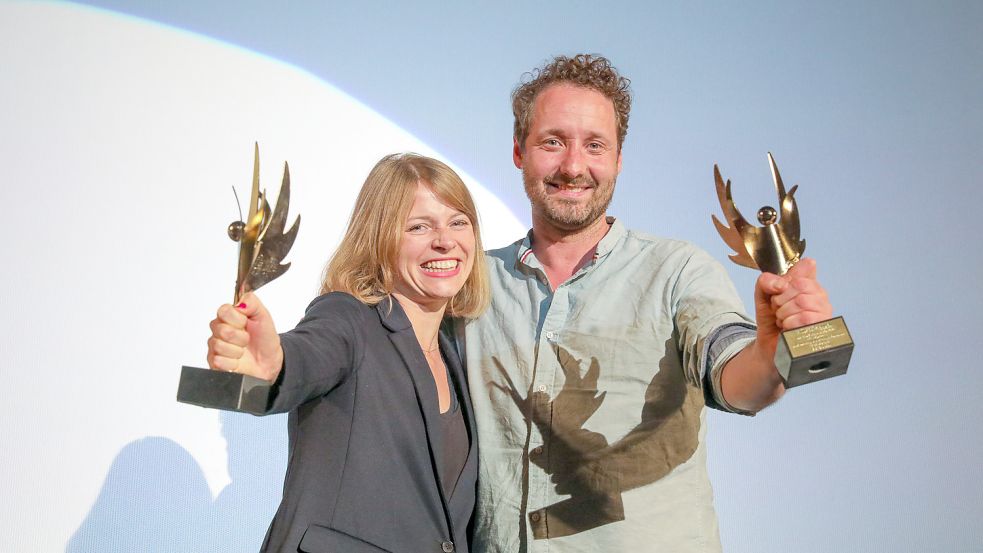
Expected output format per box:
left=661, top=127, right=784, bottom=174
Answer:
left=559, top=146, right=586, bottom=178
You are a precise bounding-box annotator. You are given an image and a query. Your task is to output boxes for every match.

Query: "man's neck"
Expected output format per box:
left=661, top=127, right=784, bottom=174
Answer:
left=531, top=215, right=611, bottom=290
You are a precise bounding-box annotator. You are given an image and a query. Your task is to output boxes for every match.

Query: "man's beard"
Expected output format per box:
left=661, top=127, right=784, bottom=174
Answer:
left=523, top=168, right=615, bottom=231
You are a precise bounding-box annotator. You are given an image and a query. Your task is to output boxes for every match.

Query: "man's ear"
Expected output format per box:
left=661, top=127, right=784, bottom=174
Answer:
left=513, top=137, right=524, bottom=169
left=617, top=148, right=623, bottom=174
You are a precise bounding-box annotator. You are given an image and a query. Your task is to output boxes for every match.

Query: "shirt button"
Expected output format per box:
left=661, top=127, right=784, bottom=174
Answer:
left=545, top=331, right=555, bottom=340
left=532, top=446, right=543, bottom=456
left=537, top=384, right=547, bottom=393
left=530, top=511, right=542, bottom=523
left=441, top=541, right=455, bottom=552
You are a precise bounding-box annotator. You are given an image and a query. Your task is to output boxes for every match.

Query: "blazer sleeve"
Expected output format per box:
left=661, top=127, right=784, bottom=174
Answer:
left=264, top=292, right=366, bottom=414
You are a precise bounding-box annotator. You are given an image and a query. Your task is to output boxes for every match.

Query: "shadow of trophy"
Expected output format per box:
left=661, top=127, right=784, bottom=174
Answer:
left=177, top=143, right=300, bottom=413
left=712, top=153, right=853, bottom=388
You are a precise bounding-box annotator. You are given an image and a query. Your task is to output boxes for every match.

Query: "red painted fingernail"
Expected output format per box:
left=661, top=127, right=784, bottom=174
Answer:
left=237, top=303, right=247, bottom=309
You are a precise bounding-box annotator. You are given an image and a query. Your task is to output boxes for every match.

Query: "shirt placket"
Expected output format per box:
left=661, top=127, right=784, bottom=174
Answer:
left=527, top=278, right=574, bottom=549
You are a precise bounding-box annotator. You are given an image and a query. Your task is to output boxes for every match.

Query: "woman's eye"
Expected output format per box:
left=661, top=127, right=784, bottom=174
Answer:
left=407, top=224, right=428, bottom=234
left=451, top=218, right=470, bottom=228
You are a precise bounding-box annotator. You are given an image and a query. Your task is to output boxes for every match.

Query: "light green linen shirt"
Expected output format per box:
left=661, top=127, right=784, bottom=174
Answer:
left=458, top=218, right=755, bottom=553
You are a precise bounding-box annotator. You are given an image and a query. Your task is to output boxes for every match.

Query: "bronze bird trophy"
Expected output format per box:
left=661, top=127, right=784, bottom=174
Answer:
left=177, top=143, right=300, bottom=413
left=713, top=153, right=852, bottom=388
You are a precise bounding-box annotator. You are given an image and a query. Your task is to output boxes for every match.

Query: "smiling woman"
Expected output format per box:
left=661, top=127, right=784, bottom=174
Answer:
left=322, top=153, right=488, bottom=319
left=0, top=3, right=523, bottom=551
left=395, top=185, right=477, bottom=309
left=205, top=153, right=487, bottom=553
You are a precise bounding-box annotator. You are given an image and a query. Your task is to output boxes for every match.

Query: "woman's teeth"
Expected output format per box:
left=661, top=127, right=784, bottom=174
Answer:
left=422, top=260, right=458, bottom=271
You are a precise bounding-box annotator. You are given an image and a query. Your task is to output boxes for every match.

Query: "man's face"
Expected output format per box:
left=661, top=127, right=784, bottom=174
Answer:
left=515, top=83, right=623, bottom=233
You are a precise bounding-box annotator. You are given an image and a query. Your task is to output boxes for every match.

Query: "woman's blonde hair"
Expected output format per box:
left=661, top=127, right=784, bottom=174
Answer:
left=320, top=153, right=489, bottom=318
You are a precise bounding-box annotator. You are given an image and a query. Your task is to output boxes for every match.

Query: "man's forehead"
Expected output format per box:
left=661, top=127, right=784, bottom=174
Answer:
left=535, top=82, right=612, bottom=105
left=530, top=84, right=617, bottom=130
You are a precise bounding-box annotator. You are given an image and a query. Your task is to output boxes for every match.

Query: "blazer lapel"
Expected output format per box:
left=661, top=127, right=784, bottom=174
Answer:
left=439, top=329, right=477, bottom=481
left=375, top=299, right=452, bottom=516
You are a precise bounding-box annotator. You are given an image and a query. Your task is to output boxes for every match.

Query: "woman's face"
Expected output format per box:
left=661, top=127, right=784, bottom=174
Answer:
left=392, top=182, right=476, bottom=312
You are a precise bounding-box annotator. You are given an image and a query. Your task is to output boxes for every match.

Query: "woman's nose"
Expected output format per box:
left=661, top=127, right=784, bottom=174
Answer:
left=432, top=228, right=456, bottom=250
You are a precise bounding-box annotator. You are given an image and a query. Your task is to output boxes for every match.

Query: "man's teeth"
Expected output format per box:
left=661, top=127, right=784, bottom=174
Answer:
left=422, top=260, right=458, bottom=270
left=551, top=182, right=588, bottom=190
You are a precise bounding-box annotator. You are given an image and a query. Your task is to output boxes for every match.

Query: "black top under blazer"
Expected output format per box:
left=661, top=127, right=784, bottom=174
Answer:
left=257, top=292, right=477, bottom=553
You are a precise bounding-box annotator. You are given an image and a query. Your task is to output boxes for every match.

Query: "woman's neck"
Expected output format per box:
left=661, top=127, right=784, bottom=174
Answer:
left=391, top=293, right=447, bottom=351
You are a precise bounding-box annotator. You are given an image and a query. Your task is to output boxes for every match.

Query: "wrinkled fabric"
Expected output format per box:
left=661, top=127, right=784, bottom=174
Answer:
left=458, top=219, right=755, bottom=553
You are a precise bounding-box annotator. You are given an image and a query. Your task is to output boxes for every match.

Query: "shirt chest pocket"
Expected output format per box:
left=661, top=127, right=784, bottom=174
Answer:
left=546, top=321, right=685, bottom=402
left=542, top=321, right=696, bottom=445
left=555, top=319, right=675, bottom=375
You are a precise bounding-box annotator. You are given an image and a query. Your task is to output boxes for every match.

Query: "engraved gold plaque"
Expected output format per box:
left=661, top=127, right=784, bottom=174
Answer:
left=774, top=317, right=853, bottom=388
left=783, top=317, right=853, bottom=357
left=713, top=154, right=853, bottom=388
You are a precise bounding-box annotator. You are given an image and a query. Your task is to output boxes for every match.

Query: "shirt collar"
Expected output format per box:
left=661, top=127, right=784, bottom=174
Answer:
left=594, top=216, right=625, bottom=259
left=516, top=216, right=625, bottom=268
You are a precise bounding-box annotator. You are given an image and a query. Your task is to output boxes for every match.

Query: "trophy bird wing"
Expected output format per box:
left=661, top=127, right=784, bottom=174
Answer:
left=778, top=184, right=805, bottom=253
left=712, top=164, right=759, bottom=270
left=768, top=153, right=806, bottom=254
left=246, top=162, right=301, bottom=292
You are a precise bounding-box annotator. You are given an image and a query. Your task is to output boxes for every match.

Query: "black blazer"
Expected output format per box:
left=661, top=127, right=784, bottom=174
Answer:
left=257, top=292, right=477, bottom=553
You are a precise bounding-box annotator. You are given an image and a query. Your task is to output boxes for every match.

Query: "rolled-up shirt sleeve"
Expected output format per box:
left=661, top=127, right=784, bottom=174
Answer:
left=703, top=323, right=757, bottom=415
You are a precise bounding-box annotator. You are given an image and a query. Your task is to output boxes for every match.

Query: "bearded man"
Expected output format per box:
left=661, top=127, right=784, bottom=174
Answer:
left=458, top=54, right=833, bottom=553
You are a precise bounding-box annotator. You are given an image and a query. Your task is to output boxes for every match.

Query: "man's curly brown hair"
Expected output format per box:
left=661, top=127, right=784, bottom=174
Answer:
left=512, top=54, right=632, bottom=151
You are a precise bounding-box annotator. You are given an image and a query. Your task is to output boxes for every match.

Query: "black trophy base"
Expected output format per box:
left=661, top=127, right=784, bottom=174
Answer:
left=775, top=316, right=854, bottom=388
left=176, top=365, right=272, bottom=415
